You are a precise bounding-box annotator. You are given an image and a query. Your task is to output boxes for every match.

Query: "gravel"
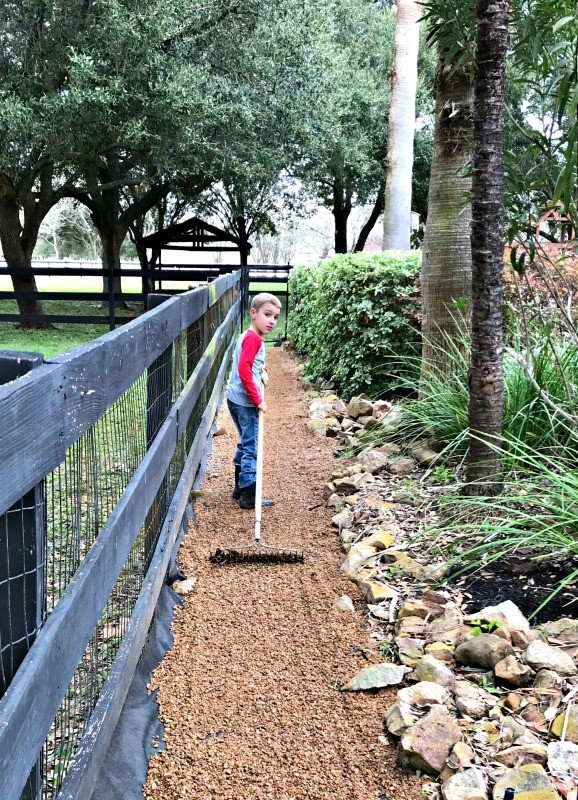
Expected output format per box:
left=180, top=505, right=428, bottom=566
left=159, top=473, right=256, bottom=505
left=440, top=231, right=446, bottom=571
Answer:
left=143, top=349, right=423, bottom=800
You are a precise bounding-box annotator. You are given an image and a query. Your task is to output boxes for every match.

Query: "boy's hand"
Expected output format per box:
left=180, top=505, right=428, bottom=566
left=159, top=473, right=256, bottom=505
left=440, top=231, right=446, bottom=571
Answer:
left=257, top=400, right=268, bottom=412
left=262, top=368, right=269, bottom=386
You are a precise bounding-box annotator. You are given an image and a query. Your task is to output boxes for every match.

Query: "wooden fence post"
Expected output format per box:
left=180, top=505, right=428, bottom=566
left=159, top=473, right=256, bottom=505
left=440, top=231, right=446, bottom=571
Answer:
left=145, top=295, right=173, bottom=567
left=0, top=351, right=45, bottom=800
left=146, top=295, right=173, bottom=448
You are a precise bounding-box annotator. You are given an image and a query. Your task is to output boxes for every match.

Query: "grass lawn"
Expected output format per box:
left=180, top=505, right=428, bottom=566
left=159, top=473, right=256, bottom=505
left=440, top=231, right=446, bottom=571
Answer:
left=0, top=299, right=143, bottom=358
left=0, top=280, right=288, bottom=358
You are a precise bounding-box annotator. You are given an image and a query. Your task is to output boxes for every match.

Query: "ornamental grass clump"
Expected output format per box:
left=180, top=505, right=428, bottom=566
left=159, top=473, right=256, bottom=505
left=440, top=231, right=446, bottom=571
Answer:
left=353, top=324, right=578, bottom=465
left=430, top=433, right=578, bottom=616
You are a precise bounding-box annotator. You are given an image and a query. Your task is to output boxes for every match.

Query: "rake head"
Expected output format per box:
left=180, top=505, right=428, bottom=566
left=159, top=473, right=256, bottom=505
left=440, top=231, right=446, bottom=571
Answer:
left=209, top=542, right=304, bottom=565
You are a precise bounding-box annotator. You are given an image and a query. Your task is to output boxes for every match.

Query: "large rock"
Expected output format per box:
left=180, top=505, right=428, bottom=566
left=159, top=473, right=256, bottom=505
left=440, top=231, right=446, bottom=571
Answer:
left=454, top=680, right=495, bottom=720
left=430, top=604, right=464, bottom=636
left=547, top=741, right=578, bottom=787
left=334, top=476, right=361, bottom=495
left=397, top=680, right=449, bottom=708
left=363, top=529, right=396, bottom=550
left=465, top=601, right=530, bottom=633
left=385, top=701, right=416, bottom=737
left=542, top=618, right=578, bottom=645
left=455, top=634, right=514, bottom=669
left=382, top=550, right=435, bottom=582
left=492, top=764, right=551, bottom=800
left=441, top=768, right=489, bottom=800
left=365, top=496, right=398, bottom=518
left=494, top=655, right=534, bottom=687
left=377, top=441, right=402, bottom=456
left=332, top=398, right=348, bottom=418
left=409, top=443, right=439, bottom=467
left=533, top=670, right=563, bottom=690
left=413, top=654, right=456, bottom=689
left=389, top=456, right=417, bottom=476
left=397, top=705, right=461, bottom=776
left=356, top=578, right=397, bottom=604
left=493, top=744, right=548, bottom=767
left=395, top=637, right=425, bottom=668
left=347, top=396, right=374, bottom=419
left=550, top=705, right=578, bottom=743
left=307, top=417, right=336, bottom=437
left=341, top=662, right=408, bottom=692
left=523, top=639, right=578, bottom=676
left=360, top=448, right=390, bottom=474
left=397, top=616, right=429, bottom=637
left=334, top=595, right=355, bottom=612
left=398, top=598, right=435, bottom=620
left=341, top=543, right=376, bottom=574
left=332, top=509, right=352, bottom=529
left=425, top=642, right=455, bottom=663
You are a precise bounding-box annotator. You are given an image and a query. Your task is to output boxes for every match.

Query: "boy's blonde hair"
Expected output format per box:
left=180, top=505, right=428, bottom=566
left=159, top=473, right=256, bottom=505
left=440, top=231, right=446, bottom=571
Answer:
left=251, top=292, right=281, bottom=311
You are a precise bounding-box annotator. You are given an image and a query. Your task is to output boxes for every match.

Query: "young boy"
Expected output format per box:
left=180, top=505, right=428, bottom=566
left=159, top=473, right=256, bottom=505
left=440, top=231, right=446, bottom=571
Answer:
left=226, top=292, right=281, bottom=509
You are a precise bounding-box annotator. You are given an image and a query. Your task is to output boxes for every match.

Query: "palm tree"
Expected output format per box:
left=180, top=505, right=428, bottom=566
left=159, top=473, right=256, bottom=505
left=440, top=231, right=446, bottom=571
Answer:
left=421, top=63, right=473, bottom=377
left=419, top=0, right=475, bottom=378
left=382, top=0, right=421, bottom=250
left=466, top=0, right=510, bottom=492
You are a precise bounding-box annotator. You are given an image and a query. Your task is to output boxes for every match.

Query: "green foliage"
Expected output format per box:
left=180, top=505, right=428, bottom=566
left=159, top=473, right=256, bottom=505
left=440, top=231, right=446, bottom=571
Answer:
left=354, top=322, right=578, bottom=461
left=288, top=253, right=420, bottom=399
left=467, top=618, right=503, bottom=636
left=429, top=465, right=453, bottom=485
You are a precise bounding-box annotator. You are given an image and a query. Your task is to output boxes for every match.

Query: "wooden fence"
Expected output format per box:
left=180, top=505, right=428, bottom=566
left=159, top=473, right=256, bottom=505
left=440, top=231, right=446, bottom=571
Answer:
left=0, top=261, right=292, bottom=330
left=0, top=270, right=242, bottom=799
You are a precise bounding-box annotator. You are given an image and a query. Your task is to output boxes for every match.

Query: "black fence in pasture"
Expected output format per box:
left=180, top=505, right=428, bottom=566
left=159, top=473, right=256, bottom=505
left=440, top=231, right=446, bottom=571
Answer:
left=0, top=271, right=242, bottom=799
left=0, top=261, right=292, bottom=332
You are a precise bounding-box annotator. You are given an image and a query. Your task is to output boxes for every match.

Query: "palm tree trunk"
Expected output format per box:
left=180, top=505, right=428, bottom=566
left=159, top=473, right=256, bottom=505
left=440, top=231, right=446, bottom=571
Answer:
left=382, top=0, right=421, bottom=250
left=465, top=0, right=509, bottom=493
left=421, top=61, right=473, bottom=379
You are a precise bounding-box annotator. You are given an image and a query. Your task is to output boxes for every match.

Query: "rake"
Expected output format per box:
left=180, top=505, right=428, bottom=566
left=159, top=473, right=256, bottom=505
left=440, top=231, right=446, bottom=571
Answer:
left=210, top=391, right=304, bottom=565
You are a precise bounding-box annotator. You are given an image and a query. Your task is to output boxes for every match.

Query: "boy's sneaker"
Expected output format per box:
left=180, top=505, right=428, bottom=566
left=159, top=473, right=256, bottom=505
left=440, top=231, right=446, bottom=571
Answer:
left=232, top=466, right=241, bottom=500
left=239, top=483, right=275, bottom=509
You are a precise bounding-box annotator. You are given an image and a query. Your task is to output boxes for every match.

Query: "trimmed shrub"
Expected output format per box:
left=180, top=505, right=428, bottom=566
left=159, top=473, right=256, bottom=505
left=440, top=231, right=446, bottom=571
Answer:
left=288, top=252, right=420, bottom=399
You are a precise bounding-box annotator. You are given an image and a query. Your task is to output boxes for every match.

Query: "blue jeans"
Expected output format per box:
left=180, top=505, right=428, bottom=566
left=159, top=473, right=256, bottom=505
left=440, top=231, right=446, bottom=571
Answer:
left=227, top=399, right=259, bottom=489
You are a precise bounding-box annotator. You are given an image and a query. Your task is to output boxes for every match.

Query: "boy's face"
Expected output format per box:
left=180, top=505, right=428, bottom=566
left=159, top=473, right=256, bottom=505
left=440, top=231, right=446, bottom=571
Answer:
left=250, top=302, right=280, bottom=335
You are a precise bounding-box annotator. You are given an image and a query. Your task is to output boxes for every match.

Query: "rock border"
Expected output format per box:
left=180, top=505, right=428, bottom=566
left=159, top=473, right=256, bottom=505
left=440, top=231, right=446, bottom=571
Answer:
left=306, top=387, right=578, bottom=800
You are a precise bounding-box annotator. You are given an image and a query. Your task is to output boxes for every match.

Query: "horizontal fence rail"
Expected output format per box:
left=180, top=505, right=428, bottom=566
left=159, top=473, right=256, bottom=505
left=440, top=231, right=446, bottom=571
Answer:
left=0, top=262, right=291, bottom=328
left=0, top=271, right=241, bottom=799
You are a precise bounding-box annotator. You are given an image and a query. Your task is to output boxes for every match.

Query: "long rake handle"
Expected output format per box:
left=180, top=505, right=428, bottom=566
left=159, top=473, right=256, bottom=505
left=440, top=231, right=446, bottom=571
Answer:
left=254, top=387, right=265, bottom=543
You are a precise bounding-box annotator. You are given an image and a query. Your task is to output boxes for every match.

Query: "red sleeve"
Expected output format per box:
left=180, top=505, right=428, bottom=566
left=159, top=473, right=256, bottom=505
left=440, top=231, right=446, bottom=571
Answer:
left=238, top=330, right=263, bottom=406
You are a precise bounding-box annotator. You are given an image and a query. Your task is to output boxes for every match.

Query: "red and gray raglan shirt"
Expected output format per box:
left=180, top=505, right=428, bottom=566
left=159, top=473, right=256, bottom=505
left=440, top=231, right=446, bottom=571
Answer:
left=225, top=329, right=265, bottom=407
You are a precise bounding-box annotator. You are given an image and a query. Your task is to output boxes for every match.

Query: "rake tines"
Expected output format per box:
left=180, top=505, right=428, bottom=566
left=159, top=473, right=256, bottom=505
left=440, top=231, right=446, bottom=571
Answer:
left=209, top=544, right=304, bottom=565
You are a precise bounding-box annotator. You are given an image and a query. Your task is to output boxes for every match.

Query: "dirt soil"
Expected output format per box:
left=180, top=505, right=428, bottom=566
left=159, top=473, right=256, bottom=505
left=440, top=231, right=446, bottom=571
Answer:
left=143, top=348, right=423, bottom=800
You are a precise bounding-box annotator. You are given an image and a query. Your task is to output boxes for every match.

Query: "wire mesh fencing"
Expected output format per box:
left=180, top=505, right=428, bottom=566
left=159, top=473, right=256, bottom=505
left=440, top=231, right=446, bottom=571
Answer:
left=0, top=275, right=240, bottom=800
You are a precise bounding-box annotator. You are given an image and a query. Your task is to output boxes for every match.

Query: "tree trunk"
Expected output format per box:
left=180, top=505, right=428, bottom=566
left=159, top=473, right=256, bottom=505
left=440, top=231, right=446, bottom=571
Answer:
left=382, top=0, right=421, bottom=250
left=97, top=223, right=126, bottom=309
left=421, top=61, right=473, bottom=379
left=90, top=185, right=128, bottom=311
left=465, top=0, right=509, bottom=493
left=136, top=239, right=153, bottom=296
left=332, top=177, right=352, bottom=254
left=0, top=196, right=51, bottom=328
left=353, top=184, right=385, bottom=253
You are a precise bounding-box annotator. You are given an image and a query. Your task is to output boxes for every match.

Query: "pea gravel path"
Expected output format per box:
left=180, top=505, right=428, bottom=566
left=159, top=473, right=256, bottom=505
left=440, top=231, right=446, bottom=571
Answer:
left=143, top=348, right=423, bottom=800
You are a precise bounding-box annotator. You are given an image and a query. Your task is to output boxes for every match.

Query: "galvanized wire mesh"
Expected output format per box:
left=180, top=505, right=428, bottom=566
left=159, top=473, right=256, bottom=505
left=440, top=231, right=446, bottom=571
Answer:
left=0, top=285, right=239, bottom=800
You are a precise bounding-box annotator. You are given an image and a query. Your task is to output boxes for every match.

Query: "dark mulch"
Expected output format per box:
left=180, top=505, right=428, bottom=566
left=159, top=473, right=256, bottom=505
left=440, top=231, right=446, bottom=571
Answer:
left=451, top=559, right=578, bottom=624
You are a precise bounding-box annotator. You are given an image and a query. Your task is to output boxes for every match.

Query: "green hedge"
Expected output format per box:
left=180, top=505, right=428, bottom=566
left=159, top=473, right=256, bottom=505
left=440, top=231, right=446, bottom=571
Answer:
left=288, top=252, right=420, bottom=399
